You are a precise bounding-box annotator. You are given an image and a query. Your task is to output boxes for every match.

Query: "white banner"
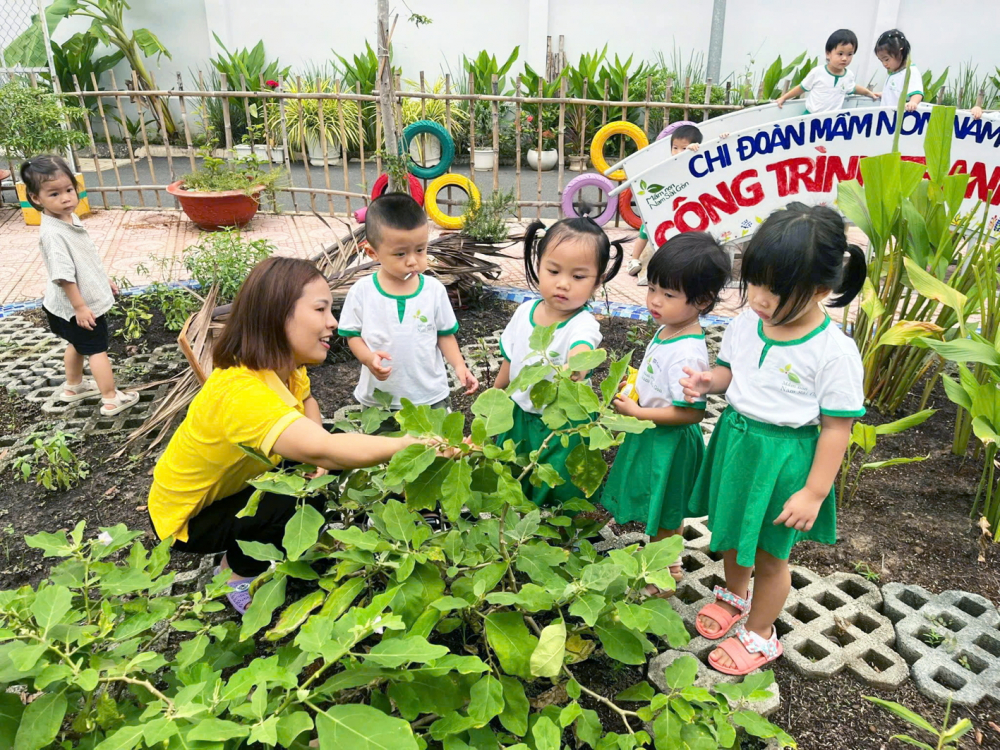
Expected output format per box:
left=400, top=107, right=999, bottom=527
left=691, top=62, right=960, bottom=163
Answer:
left=615, top=105, right=1000, bottom=247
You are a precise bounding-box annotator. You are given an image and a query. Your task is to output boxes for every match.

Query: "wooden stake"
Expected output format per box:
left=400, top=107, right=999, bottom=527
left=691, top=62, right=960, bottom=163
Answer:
left=514, top=74, right=523, bottom=221
left=108, top=70, right=145, bottom=207
left=296, top=75, right=317, bottom=215
left=702, top=77, right=713, bottom=122
left=316, top=97, right=336, bottom=215
left=468, top=71, right=477, bottom=186
left=377, top=0, right=402, bottom=192
left=356, top=81, right=369, bottom=204
left=135, top=70, right=161, bottom=208
left=71, top=75, right=108, bottom=209
left=89, top=72, right=125, bottom=205
left=220, top=73, right=234, bottom=153
left=491, top=73, right=500, bottom=193
left=335, top=79, right=351, bottom=215
left=557, top=76, right=567, bottom=219
left=536, top=77, right=544, bottom=221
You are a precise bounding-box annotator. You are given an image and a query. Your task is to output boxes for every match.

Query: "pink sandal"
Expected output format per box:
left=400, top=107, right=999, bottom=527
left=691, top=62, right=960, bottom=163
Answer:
left=695, top=585, right=751, bottom=640
left=708, top=623, right=783, bottom=675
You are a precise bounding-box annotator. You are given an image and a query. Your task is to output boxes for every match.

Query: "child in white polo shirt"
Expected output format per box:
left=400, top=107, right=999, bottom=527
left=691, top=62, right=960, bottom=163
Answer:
left=680, top=203, right=866, bottom=676
left=338, top=193, right=478, bottom=430
left=776, top=29, right=879, bottom=113
left=874, top=29, right=923, bottom=112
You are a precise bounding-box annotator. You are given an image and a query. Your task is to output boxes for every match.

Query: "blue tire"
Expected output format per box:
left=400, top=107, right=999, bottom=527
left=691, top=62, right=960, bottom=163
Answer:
left=402, top=120, right=455, bottom=180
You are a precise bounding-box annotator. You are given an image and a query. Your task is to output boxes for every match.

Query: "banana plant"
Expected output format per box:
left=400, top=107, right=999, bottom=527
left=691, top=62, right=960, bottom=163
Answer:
left=462, top=47, right=520, bottom=95
left=760, top=51, right=807, bottom=99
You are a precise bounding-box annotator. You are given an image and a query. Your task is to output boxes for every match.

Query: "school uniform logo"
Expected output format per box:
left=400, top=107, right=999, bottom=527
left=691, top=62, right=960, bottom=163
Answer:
left=777, top=363, right=814, bottom=397
left=412, top=308, right=434, bottom=333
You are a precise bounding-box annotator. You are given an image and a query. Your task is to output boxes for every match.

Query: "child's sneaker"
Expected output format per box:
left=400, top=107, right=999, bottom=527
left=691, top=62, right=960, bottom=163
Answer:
left=101, top=389, right=140, bottom=415
left=637, top=275, right=648, bottom=287
left=626, top=259, right=642, bottom=276
left=215, top=566, right=255, bottom=614
left=60, top=378, right=100, bottom=403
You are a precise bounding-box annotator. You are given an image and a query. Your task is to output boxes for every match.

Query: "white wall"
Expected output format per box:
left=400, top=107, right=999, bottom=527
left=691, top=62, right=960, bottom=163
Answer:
left=897, top=0, right=1000, bottom=81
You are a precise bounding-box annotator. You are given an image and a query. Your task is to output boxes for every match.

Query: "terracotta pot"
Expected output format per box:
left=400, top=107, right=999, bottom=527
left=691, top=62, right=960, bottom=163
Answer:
left=166, top=180, right=263, bottom=230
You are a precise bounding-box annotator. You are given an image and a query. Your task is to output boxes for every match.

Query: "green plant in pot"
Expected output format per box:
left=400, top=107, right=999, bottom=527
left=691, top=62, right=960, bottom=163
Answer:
left=282, top=76, right=361, bottom=166
left=0, top=81, right=89, bottom=224
left=167, top=144, right=285, bottom=231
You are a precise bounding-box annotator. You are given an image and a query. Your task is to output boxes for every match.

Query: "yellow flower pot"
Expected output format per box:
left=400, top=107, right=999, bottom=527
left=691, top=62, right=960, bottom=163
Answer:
left=16, top=173, right=91, bottom=226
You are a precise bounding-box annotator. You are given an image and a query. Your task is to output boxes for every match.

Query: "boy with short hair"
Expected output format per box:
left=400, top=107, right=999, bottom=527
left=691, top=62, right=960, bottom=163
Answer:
left=776, top=29, right=879, bottom=113
left=627, top=125, right=705, bottom=286
left=338, top=193, right=478, bottom=428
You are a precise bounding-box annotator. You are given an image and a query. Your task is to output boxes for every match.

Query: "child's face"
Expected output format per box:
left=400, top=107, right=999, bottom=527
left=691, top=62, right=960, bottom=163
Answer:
left=826, top=42, right=856, bottom=72
left=285, top=276, right=337, bottom=367
left=671, top=138, right=692, bottom=156
left=746, top=283, right=827, bottom=325
left=30, top=172, right=78, bottom=218
left=876, top=50, right=903, bottom=72
left=537, top=239, right=601, bottom=316
left=646, top=283, right=702, bottom=327
left=369, top=224, right=430, bottom=283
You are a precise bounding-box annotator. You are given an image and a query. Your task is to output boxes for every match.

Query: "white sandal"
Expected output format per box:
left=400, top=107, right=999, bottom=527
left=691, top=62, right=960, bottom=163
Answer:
left=60, top=378, right=100, bottom=403
left=101, top=390, right=140, bottom=415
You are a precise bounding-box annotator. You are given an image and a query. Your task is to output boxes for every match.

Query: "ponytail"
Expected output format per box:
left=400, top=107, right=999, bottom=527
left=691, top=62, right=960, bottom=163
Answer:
left=829, top=243, right=867, bottom=308
left=521, top=220, right=546, bottom=289
left=521, top=217, right=624, bottom=291
left=603, top=236, right=625, bottom=284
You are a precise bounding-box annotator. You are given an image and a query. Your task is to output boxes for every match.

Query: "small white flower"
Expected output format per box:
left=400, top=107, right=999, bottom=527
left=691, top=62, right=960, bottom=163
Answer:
left=97, top=531, right=114, bottom=545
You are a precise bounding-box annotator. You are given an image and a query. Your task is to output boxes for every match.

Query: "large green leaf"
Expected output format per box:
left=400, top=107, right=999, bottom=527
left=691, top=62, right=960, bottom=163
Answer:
left=468, top=675, right=505, bottom=724
left=92, top=725, right=145, bottom=750
left=859, top=276, right=885, bottom=321
left=902, top=257, right=968, bottom=318
left=380, top=499, right=416, bottom=544
left=240, top=575, right=287, bottom=641
left=940, top=373, right=972, bottom=411
left=874, top=408, right=935, bottom=436
left=531, top=717, right=561, bottom=750
left=640, top=598, right=690, bottom=648
left=837, top=180, right=874, bottom=242
left=925, top=105, right=957, bottom=186
left=385, top=444, right=438, bottom=485
left=485, top=611, right=538, bottom=679
left=595, top=622, right=647, bottom=665
left=874, top=320, right=945, bottom=348
left=30, top=585, right=72, bottom=635
left=13, top=692, right=67, bottom=750
left=498, top=676, right=529, bottom=736
left=0, top=694, right=24, bottom=750
left=316, top=704, right=419, bottom=750
left=282, top=503, right=324, bottom=561
left=440, top=459, right=473, bottom=521
left=404, top=457, right=452, bottom=511
left=663, top=654, right=699, bottom=689
left=472, top=388, right=515, bottom=437
left=568, top=593, right=606, bottom=627
left=529, top=618, right=566, bottom=678
left=859, top=455, right=928, bottom=471
left=365, top=636, right=450, bottom=668
left=565, top=444, right=607, bottom=497
left=860, top=154, right=902, bottom=238
left=922, top=337, right=1000, bottom=367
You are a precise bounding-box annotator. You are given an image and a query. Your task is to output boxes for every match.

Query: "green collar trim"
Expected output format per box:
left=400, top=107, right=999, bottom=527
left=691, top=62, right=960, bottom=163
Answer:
left=374, top=273, right=424, bottom=323
left=757, top=315, right=830, bottom=368
left=529, top=299, right=584, bottom=329
left=825, top=65, right=846, bottom=83
left=652, top=326, right=705, bottom=345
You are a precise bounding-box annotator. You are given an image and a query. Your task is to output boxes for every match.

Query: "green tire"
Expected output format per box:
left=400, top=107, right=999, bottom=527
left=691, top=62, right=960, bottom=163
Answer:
left=402, top=120, right=455, bottom=179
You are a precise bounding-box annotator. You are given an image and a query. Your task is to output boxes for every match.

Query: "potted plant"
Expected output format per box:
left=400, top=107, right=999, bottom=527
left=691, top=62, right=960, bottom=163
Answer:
left=167, top=144, right=285, bottom=230
left=282, top=75, right=361, bottom=167
left=234, top=122, right=270, bottom=161
left=0, top=80, right=90, bottom=225
left=524, top=110, right=560, bottom=171
left=401, top=77, right=467, bottom=167
left=470, top=101, right=497, bottom=170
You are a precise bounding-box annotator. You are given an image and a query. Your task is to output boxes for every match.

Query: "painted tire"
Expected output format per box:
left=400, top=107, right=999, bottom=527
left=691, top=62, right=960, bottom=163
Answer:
left=425, top=174, right=480, bottom=230
left=617, top=188, right=643, bottom=229
left=371, top=173, right=425, bottom=205
left=402, top=120, right=455, bottom=179
left=561, top=173, right=618, bottom=225
left=590, top=121, right=649, bottom=181
left=656, top=120, right=697, bottom=141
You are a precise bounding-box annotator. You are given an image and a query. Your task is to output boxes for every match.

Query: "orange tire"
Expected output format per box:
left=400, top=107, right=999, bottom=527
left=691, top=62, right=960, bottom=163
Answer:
left=617, top=188, right=643, bottom=229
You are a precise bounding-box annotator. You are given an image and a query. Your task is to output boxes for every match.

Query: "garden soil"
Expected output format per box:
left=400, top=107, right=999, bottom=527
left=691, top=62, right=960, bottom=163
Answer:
left=2, top=293, right=999, bottom=748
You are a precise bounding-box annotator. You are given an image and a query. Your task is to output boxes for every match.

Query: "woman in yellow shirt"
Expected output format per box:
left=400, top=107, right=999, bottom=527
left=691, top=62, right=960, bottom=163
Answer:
left=148, top=257, right=422, bottom=613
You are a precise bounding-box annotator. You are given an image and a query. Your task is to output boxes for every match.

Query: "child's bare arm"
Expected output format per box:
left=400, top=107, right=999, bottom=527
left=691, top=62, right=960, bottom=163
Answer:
left=611, top=399, right=704, bottom=426
left=905, top=93, right=923, bottom=111
left=347, top=336, right=392, bottom=381
left=855, top=84, right=880, bottom=100
left=494, top=359, right=511, bottom=390
left=58, top=281, right=95, bottom=329
left=680, top=364, right=732, bottom=400
left=773, top=415, right=852, bottom=531
left=438, top=334, right=479, bottom=395
left=776, top=85, right=804, bottom=107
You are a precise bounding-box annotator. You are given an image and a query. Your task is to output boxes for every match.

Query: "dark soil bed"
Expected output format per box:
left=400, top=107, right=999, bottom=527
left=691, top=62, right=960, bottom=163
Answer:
left=4, top=292, right=1000, bottom=748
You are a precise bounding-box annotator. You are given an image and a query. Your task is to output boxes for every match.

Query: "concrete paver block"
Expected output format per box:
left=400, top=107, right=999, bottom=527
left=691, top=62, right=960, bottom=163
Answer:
left=648, top=649, right=780, bottom=717
left=883, top=583, right=1000, bottom=706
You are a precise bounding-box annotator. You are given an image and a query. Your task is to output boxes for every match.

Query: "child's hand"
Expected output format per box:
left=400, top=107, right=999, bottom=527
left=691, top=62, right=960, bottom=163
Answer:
left=686, top=143, right=701, bottom=152
left=905, top=100, right=919, bottom=112
left=679, top=366, right=712, bottom=401
left=773, top=487, right=826, bottom=531
left=456, top=366, right=479, bottom=395
left=366, top=350, right=392, bottom=381
left=719, top=132, right=730, bottom=139
left=972, top=105, right=984, bottom=120
left=109, top=280, right=119, bottom=296
left=775, top=97, right=785, bottom=108
left=612, top=396, right=641, bottom=416
left=74, top=304, right=97, bottom=331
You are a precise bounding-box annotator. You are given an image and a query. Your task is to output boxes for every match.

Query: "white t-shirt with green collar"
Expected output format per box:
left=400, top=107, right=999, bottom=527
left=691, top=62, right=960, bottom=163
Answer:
left=716, top=309, right=865, bottom=427
left=500, top=299, right=602, bottom=414
left=338, top=273, right=458, bottom=408
left=801, top=65, right=857, bottom=113
left=880, top=64, right=922, bottom=109
left=636, top=328, right=708, bottom=410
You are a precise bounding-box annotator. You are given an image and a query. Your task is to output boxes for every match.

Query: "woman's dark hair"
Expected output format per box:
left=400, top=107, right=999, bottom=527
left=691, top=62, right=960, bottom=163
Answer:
left=20, top=154, right=77, bottom=210
left=646, top=232, right=731, bottom=314
left=741, top=203, right=866, bottom=325
left=214, top=257, right=326, bottom=371
left=826, top=28, right=859, bottom=53
left=522, top=217, right=624, bottom=290
left=874, top=29, right=911, bottom=66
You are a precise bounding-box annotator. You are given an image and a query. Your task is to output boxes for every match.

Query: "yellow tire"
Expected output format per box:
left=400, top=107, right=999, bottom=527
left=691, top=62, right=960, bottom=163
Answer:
left=590, top=121, right=649, bottom=181
left=425, top=174, right=481, bottom=230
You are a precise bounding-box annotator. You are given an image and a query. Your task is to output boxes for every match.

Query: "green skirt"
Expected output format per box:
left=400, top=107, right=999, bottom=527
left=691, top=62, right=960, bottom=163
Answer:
left=689, top=406, right=836, bottom=567
left=602, top=423, right=704, bottom=535
left=497, top=404, right=585, bottom=507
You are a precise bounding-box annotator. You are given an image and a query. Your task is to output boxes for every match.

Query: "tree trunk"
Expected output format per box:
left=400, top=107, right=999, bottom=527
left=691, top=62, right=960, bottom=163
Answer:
left=376, top=0, right=402, bottom=192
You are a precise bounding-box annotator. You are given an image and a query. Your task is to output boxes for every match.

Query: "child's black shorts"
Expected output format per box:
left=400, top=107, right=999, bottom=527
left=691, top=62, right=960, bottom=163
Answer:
left=44, top=306, right=109, bottom=355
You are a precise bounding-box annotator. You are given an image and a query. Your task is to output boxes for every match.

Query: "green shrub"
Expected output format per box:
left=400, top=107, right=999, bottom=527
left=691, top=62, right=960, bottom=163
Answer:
left=12, top=431, right=90, bottom=492
left=462, top=187, right=517, bottom=243
left=182, top=229, right=275, bottom=304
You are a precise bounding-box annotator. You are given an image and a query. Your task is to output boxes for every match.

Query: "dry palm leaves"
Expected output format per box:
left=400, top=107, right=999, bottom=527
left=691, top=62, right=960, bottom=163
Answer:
left=119, top=219, right=515, bottom=457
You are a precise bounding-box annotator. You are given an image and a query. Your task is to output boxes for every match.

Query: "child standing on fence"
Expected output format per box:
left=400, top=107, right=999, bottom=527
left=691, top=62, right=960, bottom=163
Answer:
left=338, top=193, right=479, bottom=431
left=627, top=124, right=705, bottom=286
left=21, top=155, right=139, bottom=416
left=494, top=217, right=623, bottom=506
left=776, top=29, right=879, bottom=113
left=680, top=203, right=866, bottom=675
left=603, top=232, right=730, bottom=596
left=875, top=29, right=923, bottom=112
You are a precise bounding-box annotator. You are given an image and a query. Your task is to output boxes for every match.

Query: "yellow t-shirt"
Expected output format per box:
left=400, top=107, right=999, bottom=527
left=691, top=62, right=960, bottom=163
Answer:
left=148, top=365, right=312, bottom=542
